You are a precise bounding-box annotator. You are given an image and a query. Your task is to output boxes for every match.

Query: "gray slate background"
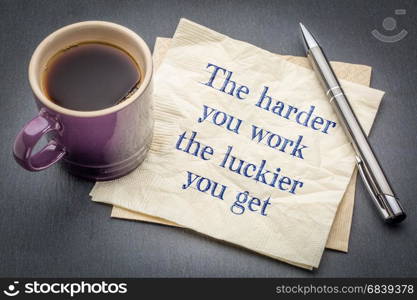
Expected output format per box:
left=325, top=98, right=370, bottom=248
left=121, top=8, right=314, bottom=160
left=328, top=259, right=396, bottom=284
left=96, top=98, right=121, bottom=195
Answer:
left=0, top=0, right=416, bottom=277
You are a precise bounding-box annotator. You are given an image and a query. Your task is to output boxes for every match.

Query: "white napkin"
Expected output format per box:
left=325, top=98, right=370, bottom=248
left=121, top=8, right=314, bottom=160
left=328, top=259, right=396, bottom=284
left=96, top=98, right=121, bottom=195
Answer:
left=91, top=19, right=384, bottom=269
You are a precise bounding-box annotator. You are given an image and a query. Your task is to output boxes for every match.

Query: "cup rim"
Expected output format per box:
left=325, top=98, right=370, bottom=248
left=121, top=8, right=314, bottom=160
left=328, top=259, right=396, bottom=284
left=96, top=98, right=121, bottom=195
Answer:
left=28, top=21, right=153, bottom=118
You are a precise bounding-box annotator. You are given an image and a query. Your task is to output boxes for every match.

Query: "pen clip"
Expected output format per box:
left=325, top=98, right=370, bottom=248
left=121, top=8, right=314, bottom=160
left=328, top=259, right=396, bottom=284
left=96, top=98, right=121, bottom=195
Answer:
left=355, top=156, right=390, bottom=219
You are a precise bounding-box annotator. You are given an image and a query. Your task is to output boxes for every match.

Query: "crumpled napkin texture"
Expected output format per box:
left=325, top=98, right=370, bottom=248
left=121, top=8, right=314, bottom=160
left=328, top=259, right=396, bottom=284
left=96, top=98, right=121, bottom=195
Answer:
left=91, top=19, right=383, bottom=269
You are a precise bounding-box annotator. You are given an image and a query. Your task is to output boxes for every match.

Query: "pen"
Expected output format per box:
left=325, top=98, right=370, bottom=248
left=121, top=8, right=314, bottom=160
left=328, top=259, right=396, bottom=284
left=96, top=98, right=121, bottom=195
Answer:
left=299, top=23, right=406, bottom=223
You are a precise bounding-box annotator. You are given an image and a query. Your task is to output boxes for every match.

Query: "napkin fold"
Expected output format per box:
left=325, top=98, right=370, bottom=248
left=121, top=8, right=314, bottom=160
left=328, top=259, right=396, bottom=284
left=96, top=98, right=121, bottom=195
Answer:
left=91, top=19, right=383, bottom=269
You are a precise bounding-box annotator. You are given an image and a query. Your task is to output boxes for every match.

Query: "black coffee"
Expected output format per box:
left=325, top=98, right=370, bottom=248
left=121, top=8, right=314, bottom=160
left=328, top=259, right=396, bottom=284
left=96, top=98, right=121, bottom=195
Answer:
left=43, top=42, right=141, bottom=111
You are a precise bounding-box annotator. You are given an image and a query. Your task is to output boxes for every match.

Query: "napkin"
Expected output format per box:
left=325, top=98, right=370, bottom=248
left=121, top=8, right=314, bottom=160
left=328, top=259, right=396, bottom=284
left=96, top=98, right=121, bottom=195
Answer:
left=91, top=19, right=384, bottom=268
left=107, top=37, right=374, bottom=253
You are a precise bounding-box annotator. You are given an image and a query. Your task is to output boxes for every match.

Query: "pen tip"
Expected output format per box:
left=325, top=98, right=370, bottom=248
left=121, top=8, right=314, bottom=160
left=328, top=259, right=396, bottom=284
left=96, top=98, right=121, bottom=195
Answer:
left=299, top=22, right=319, bottom=50
left=299, top=22, right=308, bottom=35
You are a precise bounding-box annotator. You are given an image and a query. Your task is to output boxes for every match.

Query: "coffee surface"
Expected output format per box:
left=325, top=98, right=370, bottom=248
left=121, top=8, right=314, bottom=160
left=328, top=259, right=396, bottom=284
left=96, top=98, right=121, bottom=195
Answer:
left=43, top=42, right=140, bottom=111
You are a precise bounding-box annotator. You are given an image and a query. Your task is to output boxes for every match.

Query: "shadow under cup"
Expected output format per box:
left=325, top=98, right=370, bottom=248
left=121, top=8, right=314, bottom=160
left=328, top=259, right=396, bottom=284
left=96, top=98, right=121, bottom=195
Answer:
left=14, top=21, right=154, bottom=180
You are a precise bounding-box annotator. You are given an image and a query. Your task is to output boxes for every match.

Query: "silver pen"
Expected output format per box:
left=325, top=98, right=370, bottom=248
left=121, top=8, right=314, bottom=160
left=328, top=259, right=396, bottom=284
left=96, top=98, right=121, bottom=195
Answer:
left=299, top=23, right=406, bottom=223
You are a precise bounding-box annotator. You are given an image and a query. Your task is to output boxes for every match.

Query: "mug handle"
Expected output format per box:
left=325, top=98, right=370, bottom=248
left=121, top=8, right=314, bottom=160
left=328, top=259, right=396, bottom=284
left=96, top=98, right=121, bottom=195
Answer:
left=13, top=110, right=66, bottom=171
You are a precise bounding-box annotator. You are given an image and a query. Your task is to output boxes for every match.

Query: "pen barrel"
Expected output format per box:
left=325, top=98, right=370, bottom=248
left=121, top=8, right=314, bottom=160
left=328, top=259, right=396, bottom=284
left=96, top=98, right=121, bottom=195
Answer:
left=307, top=46, right=406, bottom=223
left=330, top=92, right=405, bottom=223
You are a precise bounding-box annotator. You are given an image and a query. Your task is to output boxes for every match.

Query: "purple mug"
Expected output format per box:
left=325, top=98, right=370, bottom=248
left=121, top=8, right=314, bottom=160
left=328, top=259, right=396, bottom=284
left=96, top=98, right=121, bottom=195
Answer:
left=13, top=21, right=153, bottom=180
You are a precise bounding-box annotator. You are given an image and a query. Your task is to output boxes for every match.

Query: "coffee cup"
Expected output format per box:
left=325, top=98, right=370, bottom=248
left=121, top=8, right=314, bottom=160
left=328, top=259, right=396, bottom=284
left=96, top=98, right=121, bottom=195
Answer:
left=13, top=21, right=153, bottom=180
